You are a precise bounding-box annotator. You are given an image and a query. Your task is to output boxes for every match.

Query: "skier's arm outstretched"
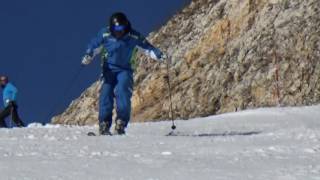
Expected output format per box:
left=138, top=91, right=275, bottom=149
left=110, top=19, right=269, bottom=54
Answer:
left=81, top=28, right=106, bottom=65
left=132, top=30, right=166, bottom=61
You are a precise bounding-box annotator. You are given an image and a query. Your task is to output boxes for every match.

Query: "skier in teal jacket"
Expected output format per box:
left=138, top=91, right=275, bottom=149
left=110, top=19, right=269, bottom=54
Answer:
left=82, top=12, right=166, bottom=135
left=0, top=75, right=25, bottom=128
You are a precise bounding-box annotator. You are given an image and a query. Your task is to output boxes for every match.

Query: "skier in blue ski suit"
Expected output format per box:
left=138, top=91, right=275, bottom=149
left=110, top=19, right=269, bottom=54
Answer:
left=81, top=12, right=166, bottom=135
left=0, top=76, right=25, bottom=128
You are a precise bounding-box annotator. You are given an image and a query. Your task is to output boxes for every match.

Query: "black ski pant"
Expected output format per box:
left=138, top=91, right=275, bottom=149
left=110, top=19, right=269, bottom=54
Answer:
left=0, top=103, right=25, bottom=128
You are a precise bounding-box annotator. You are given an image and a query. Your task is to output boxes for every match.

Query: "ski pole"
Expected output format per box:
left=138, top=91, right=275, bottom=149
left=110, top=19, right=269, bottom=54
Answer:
left=46, top=65, right=84, bottom=122
left=164, top=58, right=176, bottom=130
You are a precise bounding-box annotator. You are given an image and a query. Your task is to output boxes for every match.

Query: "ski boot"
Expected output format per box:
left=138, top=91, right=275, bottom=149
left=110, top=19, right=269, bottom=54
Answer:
left=15, top=121, right=25, bottom=128
left=114, top=119, right=126, bottom=135
left=99, top=121, right=112, bottom=136
left=0, top=121, right=7, bottom=128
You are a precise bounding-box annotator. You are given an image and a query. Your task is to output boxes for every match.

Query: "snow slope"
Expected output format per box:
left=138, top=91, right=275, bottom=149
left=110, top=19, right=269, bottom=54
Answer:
left=1, top=106, right=320, bottom=180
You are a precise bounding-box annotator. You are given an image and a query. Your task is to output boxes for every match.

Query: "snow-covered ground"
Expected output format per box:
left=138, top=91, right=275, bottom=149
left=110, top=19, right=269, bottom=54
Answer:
left=1, top=106, right=320, bottom=180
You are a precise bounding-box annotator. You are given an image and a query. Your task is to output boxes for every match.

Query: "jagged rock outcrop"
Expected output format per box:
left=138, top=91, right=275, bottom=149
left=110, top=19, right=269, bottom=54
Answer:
left=52, top=0, right=320, bottom=125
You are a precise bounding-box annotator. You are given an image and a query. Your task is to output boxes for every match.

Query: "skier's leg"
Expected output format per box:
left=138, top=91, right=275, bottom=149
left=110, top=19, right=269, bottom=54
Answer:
left=99, top=82, right=115, bottom=125
left=0, top=107, right=11, bottom=128
left=11, top=104, right=25, bottom=127
left=114, top=71, right=133, bottom=128
left=98, top=70, right=116, bottom=135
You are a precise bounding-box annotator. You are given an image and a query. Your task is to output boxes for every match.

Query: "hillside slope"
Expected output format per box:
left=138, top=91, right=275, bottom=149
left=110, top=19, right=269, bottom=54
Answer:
left=52, top=0, right=320, bottom=125
left=2, top=106, right=320, bottom=179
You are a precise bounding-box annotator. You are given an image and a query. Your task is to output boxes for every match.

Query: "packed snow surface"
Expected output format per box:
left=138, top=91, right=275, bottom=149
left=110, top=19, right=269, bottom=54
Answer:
left=1, top=106, right=320, bottom=180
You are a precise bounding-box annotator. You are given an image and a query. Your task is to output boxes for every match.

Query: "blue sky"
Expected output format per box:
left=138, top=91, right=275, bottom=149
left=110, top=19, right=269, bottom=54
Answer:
left=0, top=0, right=190, bottom=125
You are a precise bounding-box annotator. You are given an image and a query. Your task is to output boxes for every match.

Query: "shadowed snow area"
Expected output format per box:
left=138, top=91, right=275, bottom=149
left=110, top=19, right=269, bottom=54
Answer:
left=1, top=106, right=320, bottom=180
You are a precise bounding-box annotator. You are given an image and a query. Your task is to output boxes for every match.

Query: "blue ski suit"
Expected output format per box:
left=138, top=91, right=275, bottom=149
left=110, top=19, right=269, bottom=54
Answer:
left=86, top=28, right=163, bottom=126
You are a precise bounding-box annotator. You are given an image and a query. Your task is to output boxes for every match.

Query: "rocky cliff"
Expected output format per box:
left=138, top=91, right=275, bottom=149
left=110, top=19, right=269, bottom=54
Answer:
left=52, top=0, right=320, bottom=125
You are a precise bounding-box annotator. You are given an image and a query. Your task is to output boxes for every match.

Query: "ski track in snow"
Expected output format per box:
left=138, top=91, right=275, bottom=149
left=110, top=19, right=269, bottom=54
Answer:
left=1, top=106, right=320, bottom=180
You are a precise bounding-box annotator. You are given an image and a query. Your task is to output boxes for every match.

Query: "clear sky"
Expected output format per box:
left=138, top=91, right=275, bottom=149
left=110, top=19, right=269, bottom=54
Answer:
left=0, top=0, right=190, bottom=125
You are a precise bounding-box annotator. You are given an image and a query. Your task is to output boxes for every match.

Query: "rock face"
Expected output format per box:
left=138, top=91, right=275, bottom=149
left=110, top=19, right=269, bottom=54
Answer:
left=52, top=0, right=320, bottom=125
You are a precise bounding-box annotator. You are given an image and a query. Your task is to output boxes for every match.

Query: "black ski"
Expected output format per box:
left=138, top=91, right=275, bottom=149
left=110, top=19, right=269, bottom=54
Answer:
left=87, top=132, right=97, bottom=136
left=87, top=131, right=114, bottom=136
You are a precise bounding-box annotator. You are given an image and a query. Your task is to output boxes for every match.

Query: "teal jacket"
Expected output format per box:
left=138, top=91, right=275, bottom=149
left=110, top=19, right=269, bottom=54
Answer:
left=2, top=83, right=18, bottom=107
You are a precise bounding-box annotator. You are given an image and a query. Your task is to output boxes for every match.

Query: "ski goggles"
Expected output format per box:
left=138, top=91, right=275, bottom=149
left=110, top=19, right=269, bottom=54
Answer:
left=113, top=25, right=126, bottom=32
